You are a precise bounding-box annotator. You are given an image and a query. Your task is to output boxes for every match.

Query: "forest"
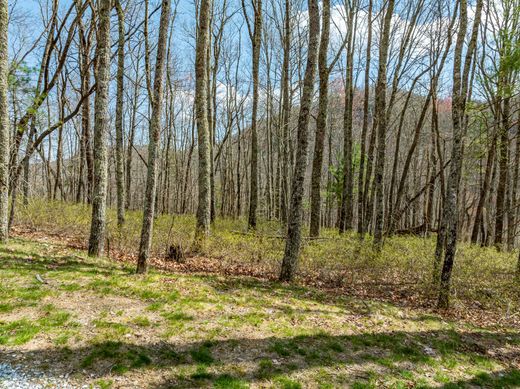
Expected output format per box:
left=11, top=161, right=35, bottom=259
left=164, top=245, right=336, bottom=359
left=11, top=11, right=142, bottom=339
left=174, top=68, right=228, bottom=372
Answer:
left=0, top=0, right=519, bottom=387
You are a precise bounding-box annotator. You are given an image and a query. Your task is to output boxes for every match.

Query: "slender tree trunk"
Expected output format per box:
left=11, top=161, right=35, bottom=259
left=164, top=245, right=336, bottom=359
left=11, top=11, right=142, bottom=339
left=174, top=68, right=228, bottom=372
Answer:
left=372, top=0, right=395, bottom=247
left=126, top=67, right=140, bottom=210
left=309, top=0, right=330, bottom=237
left=279, top=0, right=291, bottom=225
left=78, top=15, right=94, bottom=204
left=236, top=116, right=242, bottom=217
left=88, top=0, right=112, bottom=257
left=0, top=0, right=7, bottom=243
left=23, top=128, right=35, bottom=205
left=115, top=0, right=126, bottom=226
left=136, top=0, right=171, bottom=273
left=279, top=0, right=319, bottom=281
left=437, top=0, right=482, bottom=309
left=494, top=95, right=510, bottom=250
left=471, top=135, right=496, bottom=243
left=339, top=4, right=356, bottom=233
left=357, top=0, right=372, bottom=236
left=54, top=79, right=66, bottom=201
left=195, top=0, right=213, bottom=242
left=509, top=106, right=520, bottom=250
left=244, top=0, right=262, bottom=230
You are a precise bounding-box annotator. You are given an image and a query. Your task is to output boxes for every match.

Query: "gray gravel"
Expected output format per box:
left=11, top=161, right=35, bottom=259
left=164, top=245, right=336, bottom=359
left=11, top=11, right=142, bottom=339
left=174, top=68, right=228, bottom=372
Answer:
left=0, top=362, right=88, bottom=389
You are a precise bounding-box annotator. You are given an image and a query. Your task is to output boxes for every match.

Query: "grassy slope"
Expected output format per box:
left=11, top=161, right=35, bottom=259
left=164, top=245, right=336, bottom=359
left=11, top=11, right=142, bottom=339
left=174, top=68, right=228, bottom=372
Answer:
left=15, top=199, right=520, bottom=324
left=0, top=237, right=519, bottom=388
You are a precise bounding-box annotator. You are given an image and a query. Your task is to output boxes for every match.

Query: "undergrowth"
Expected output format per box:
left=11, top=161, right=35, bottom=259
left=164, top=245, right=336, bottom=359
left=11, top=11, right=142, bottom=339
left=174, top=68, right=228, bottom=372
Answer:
left=15, top=198, right=520, bottom=320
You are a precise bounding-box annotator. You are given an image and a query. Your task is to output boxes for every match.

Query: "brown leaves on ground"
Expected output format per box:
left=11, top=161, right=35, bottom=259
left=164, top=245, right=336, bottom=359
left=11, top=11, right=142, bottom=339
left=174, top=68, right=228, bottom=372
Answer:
left=10, top=225, right=520, bottom=330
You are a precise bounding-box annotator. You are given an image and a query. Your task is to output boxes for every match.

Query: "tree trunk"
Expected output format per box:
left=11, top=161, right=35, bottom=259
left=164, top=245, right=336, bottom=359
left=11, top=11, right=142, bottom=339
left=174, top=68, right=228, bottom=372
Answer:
left=309, top=0, right=330, bottom=237
left=339, top=4, right=356, bottom=233
left=357, top=0, right=372, bottom=236
left=88, top=0, right=112, bottom=257
left=279, top=0, right=319, bottom=281
left=494, top=95, right=510, bottom=250
left=195, top=0, right=213, bottom=243
left=437, top=0, right=482, bottom=309
left=0, top=0, right=7, bottom=243
left=245, top=0, right=262, bottom=230
left=509, top=105, right=520, bottom=250
left=115, top=0, right=126, bottom=226
left=279, top=0, right=291, bottom=224
left=372, top=0, right=395, bottom=247
left=471, top=135, right=496, bottom=244
left=136, top=0, right=171, bottom=273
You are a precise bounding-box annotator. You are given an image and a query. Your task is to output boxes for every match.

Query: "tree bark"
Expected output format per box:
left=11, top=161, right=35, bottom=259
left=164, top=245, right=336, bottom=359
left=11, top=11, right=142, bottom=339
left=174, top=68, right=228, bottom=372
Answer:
left=115, top=0, right=126, bottom=226
left=195, top=0, right=213, bottom=243
left=437, top=0, right=483, bottom=309
left=339, top=3, right=356, bottom=233
left=357, top=0, right=372, bottom=236
left=136, top=0, right=171, bottom=273
left=243, top=0, right=262, bottom=230
left=279, top=0, right=319, bottom=281
left=309, top=0, right=330, bottom=237
left=279, top=0, right=291, bottom=224
left=471, top=135, right=496, bottom=244
left=372, top=0, right=395, bottom=247
left=494, top=95, right=511, bottom=250
left=88, top=0, right=112, bottom=257
left=0, top=0, right=7, bottom=243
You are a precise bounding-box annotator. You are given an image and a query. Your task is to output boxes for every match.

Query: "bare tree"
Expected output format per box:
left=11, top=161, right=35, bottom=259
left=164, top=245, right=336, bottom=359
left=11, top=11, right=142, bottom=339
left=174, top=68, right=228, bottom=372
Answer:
left=136, top=0, right=171, bottom=273
left=195, top=0, right=213, bottom=243
left=372, top=0, right=395, bottom=247
left=242, top=0, right=262, bottom=230
left=279, top=0, right=320, bottom=281
left=88, top=0, right=112, bottom=257
left=115, top=0, right=126, bottom=226
left=437, top=0, right=483, bottom=309
left=0, top=0, right=7, bottom=243
left=309, top=0, right=331, bottom=237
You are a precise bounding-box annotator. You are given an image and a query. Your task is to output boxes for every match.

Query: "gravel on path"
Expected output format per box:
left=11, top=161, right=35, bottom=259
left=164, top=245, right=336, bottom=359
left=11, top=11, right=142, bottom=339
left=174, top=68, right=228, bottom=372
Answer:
left=0, top=362, right=89, bottom=389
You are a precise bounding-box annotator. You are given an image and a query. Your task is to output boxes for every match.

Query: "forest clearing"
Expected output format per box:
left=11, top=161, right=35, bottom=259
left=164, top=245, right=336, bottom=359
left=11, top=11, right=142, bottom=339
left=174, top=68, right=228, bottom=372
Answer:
left=0, top=228, right=518, bottom=388
left=1, top=0, right=520, bottom=387
left=0, top=203, right=518, bottom=388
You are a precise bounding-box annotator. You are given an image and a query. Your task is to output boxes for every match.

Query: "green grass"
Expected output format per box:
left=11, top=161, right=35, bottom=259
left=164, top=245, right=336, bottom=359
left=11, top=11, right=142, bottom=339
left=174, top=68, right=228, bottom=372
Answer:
left=0, top=235, right=519, bottom=387
left=131, top=315, right=152, bottom=327
left=0, top=319, right=40, bottom=345
left=16, top=198, right=520, bottom=316
left=190, top=343, right=214, bottom=364
left=214, top=374, right=249, bottom=388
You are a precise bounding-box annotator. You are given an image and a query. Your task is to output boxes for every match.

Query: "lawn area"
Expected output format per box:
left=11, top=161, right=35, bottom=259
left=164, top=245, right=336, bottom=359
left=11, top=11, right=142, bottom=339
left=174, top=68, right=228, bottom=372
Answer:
left=0, top=237, right=519, bottom=388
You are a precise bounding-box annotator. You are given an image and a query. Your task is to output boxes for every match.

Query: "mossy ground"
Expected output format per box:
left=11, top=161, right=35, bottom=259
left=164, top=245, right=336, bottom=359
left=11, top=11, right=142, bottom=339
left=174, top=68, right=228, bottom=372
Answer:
left=0, top=237, right=519, bottom=388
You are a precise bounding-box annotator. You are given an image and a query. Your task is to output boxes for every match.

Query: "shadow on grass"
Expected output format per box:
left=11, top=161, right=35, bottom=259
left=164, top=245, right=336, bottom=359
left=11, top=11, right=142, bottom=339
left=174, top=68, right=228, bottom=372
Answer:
left=440, top=368, right=520, bottom=388
left=199, top=275, right=382, bottom=317
left=2, top=241, right=520, bottom=386
left=0, top=244, right=373, bottom=316
left=0, top=245, right=131, bottom=278
left=0, top=329, right=518, bottom=388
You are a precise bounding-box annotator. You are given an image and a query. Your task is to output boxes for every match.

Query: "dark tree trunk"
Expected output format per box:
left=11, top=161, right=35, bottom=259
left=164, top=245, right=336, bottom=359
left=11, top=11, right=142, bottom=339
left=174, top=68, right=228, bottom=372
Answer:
left=372, top=0, right=395, bottom=247
left=437, top=0, right=482, bottom=309
left=309, top=0, right=331, bottom=237
left=279, top=0, right=320, bottom=281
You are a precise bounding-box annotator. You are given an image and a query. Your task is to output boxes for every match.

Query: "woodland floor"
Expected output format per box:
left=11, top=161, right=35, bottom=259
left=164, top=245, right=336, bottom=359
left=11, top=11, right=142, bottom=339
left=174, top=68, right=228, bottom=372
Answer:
left=1, top=234, right=520, bottom=388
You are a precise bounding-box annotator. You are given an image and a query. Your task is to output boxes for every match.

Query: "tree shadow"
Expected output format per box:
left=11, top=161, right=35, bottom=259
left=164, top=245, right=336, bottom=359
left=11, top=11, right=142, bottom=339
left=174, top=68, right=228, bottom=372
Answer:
left=0, top=246, right=132, bottom=278
left=440, top=368, right=520, bottom=388
left=202, top=275, right=379, bottom=316
left=1, top=329, right=518, bottom=387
